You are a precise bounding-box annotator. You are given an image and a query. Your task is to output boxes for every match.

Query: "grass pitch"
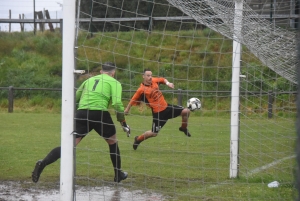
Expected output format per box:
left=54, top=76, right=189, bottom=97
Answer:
left=0, top=112, right=296, bottom=200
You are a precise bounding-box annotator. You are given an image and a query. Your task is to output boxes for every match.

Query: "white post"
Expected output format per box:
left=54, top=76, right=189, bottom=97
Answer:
left=60, top=0, right=75, bottom=200
left=230, top=0, right=243, bottom=178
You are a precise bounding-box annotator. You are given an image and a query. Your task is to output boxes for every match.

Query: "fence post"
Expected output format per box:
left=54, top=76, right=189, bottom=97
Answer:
left=9, top=10, right=11, bottom=33
left=177, top=89, right=182, bottom=106
left=268, top=91, right=274, bottom=118
left=147, top=0, right=154, bottom=32
left=60, top=19, right=63, bottom=34
left=45, top=10, right=54, bottom=32
left=8, top=86, right=14, bottom=113
left=19, top=14, right=24, bottom=32
left=36, top=11, right=44, bottom=32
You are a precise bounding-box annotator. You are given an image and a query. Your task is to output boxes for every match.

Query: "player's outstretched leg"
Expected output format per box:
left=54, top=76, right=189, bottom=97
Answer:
left=32, top=160, right=45, bottom=183
left=133, top=132, right=157, bottom=150
left=179, top=108, right=191, bottom=137
left=133, top=136, right=141, bottom=150
left=179, top=127, right=191, bottom=137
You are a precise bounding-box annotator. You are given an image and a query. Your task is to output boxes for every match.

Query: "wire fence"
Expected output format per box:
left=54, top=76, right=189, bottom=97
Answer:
left=0, top=86, right=296, bottom=116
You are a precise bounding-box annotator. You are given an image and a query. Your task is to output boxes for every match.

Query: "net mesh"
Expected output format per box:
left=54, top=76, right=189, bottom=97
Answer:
left=167, top=0, right=297, bottom=84
left=73, top=0, right=297, bottom=200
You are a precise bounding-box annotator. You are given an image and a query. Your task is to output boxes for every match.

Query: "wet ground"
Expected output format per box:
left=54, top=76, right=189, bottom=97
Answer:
left=0, top=181, right=167, bottom=201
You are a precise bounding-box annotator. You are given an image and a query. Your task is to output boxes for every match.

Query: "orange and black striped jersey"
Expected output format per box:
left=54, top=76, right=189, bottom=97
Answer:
left=129, top=77, right=168, bottom=113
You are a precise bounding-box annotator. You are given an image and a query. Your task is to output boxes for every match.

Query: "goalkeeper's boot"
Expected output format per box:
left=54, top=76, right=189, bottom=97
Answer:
left=179, top=127, right=191, bottom=137
left=32, top=160, right=45, bottom=183
left=133, top=136, right=141, bottom=150
left=114, top=170, right=128, bottom=183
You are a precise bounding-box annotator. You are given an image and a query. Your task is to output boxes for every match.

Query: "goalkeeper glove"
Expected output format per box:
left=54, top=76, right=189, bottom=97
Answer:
left=121, top=121, right=130, bottom=137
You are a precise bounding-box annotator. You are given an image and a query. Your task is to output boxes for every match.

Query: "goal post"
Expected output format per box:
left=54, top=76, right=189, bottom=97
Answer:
left=230, top=0, right=243, bottom=178
left=60, top=0, right=76, bottom=200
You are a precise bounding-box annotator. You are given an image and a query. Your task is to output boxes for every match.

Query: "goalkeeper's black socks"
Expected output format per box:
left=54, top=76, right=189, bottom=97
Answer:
left=42, top=146, right=61, bottom=166
left=109, top=143, right=121, bottom=172
left=109, top=143, right=128, bottom=182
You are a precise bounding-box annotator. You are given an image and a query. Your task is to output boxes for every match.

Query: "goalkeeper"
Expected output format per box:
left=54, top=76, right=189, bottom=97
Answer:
left=32, top=62, right=130, bottom=183
left=124, top=69, right=191, bottom=151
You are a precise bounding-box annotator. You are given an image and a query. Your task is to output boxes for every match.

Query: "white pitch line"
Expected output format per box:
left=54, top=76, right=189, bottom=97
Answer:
left=246, top=155, right=296, bottom=177
left=207, top=155, right=296, bottom=189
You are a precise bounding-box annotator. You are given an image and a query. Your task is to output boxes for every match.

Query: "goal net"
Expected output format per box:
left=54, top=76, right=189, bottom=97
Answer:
left=69, top=0, right=297, bottom=200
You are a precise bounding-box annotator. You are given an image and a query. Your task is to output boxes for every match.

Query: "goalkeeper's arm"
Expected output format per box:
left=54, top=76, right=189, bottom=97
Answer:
left=116, top=111, right=130, bottom=137
left=120, top=120, right=130, bottom=137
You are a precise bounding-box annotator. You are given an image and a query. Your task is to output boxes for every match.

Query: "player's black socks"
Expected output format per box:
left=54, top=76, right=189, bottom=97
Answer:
left=109, top=143, right=121, bottom=172
left=42, top=146, right=61, bottom=166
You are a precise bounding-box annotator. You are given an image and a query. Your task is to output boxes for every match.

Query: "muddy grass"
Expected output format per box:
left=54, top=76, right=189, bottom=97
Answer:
left=0, top=181, right=167, bottom=201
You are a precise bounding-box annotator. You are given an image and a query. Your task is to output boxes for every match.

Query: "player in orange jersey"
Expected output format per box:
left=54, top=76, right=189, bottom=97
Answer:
left=124, top=69, right=191, bottom=150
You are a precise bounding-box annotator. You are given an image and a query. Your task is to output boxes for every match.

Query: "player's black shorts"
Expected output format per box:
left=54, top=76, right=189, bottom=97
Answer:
left=75, top=109, right=116, bottom=139
left=151, top=104, right=184, bottom=133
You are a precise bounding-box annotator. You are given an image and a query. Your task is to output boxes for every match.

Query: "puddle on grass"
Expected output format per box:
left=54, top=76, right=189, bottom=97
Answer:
left=0, top=181, right=167, bottom=201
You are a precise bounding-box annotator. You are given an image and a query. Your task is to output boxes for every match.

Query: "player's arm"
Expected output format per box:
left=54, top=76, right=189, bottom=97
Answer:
left=124, top=104, right=132, bottom=115
left=164, top=78, right=174, bottom=89
left=124, top=88, right=142, bottom=115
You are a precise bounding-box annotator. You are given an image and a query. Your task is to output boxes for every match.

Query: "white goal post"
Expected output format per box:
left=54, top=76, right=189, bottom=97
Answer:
left=230, top=0, right=243, bottom=178
left=60, top=0, right=76, bottom=200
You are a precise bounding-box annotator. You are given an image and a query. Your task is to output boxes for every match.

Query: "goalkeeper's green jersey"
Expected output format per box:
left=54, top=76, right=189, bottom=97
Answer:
left=76, top=74, right=125, bottom=122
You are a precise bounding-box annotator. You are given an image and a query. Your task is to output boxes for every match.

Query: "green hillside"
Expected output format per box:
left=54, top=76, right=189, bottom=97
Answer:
left=0, top=30, right=295, bottom=115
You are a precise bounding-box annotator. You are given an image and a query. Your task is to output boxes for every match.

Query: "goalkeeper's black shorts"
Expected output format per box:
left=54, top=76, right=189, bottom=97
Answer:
left=75, top=109, right=116, bottom=139
left=151, top=104, right=184, bottom=133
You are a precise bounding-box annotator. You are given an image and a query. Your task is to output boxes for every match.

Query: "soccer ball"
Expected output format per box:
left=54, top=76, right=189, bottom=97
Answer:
left=187, top=97, right=201, bottom=111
